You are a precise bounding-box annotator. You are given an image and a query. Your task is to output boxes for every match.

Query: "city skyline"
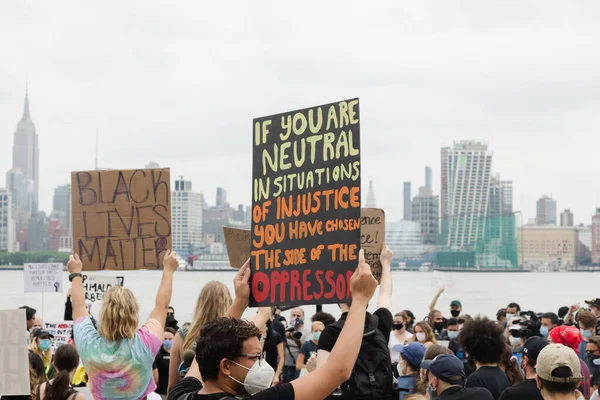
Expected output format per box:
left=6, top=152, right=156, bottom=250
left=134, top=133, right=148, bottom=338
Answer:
left=2, top=2, right=600, bottom=226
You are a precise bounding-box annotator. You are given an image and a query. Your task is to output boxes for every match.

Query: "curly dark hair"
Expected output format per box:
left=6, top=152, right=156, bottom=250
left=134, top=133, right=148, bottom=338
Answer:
left=195, top=317, right=260, bottom=381
left=312, top=311, right=337, bottom=326
left=458, top=316, right=505, bottom=364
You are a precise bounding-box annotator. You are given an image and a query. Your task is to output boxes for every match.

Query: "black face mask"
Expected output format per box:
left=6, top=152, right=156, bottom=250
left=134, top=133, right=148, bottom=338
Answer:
left=434, top=322, right=444, bottom=332
left=450, top=310, right=460, bottom=318
left=587, top=352, right=600, bottom=363
left=393, top=323, right=404, bottom=331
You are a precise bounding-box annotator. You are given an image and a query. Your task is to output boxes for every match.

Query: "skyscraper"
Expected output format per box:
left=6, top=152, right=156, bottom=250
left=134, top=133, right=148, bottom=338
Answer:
left=411, top=186, right=439, bottom=244
left=216, top=187, right=227, bottom=208
left=11, top=86, right=39, bottom=213
left=403, top=182, right=411, bottom=220
left=365, top=180, right=376, bottom=208
left=52, top=184, right=71, bottom=235
left=440, top=141, right=493, bottom=247
left=560, top=209, right=574, bottom=227
left=6, top=168, right=28, bottom=225
left=487, top=176, right=513, bottom=239
left=172, top=178, right=203, bottom=255
left=0, top=189, right=17, bottom=252
left=425, top=166, right=432, bottom=192
left=592, top=208, right=600, bottom=264
left=536, top=195, right=557, bottom=225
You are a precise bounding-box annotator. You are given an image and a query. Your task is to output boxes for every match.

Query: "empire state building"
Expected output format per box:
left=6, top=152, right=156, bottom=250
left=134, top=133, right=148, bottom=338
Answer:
left=11, top=87, right=39, bottom=213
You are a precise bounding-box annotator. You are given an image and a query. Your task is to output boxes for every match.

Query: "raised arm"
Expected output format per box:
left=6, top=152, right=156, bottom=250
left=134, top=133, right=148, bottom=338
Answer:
left=226, top=260, right=250, bottom=319
left=292, top=250, right=378, bottom=400
left=167, top=333, right=183, bottom=393
left=377, top=244, right=393, bottom=312
left=149, top=250, right=178, bottom=324
left=248, top=307, right=271, bottom=330
left=429, top=287, right=444, bottom=312
left=68, top=254, right=88, bottom=321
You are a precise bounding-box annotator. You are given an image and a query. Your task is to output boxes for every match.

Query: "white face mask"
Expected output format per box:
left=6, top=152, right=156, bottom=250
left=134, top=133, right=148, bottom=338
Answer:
left=228, top=359, right=275, bottom=395
left=509, top=336, right=521, bottom=346
left=416, top=332, right=427, bottom=342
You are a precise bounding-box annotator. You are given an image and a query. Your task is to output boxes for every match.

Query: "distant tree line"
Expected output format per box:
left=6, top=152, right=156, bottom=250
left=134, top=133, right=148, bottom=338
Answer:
left=0, top=252, right=70, bottom=266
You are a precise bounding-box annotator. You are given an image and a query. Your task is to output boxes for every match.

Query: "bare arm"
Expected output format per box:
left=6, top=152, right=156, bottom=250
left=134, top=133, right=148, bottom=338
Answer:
left=275, top=342, right=285, bottom=381
left=296, top=352, right=307, bottom=371
left=292, top=250, right=377, bottom=400
left=149, top=250, right=178, bottom=324
left=67, top=255, right=88, bottom=321
left=316, top=349, right=330, bottom=369
left=167, top=333, right=183, bottom=393
left=153, top=365, right=159, bottom=384
left=377, top=244, right=392, bottom=311
left=429, top=287, right=444, bottom=312
left=248, top=307, right=271, bottom=330
left=225, top=260, right=250, bottom=319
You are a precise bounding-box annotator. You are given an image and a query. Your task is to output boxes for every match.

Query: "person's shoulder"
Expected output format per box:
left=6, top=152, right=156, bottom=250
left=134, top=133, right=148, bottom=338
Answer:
left=250, top=382, right=294, bottom=399
left=465, top=386, right=494, bottom=399
left=374, top=307, right=393, bottom=321
left=167, top=377, right=203, bottom=400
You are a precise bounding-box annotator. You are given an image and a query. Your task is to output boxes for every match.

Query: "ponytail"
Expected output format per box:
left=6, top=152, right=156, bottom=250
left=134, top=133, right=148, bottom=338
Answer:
left=44, top=370, right=71, bottom=400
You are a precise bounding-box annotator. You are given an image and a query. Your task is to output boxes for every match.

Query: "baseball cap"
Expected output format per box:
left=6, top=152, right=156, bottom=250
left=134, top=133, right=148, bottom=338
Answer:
left=393, top=342, right=426, bottom=367
left=450, top=300, right=462, bottom=308
left=536, top=344, right=584, bottom=383
left=522, top=336, right=549, bottom=362
left=421, top=354, right=465, bottom=384
left=31, top=328, right=54, bottom=339
left=585, top=298, right=600, bottom=308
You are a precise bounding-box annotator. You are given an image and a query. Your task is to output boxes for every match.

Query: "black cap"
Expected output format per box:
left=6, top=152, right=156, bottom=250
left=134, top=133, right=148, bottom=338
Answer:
left=523, top=336, right=549, bottom=362
left=31, top=328, right=54, bottom=339
left=421, top=354, right=465, bottom=384
left=585, top=298, right=600, bottom=308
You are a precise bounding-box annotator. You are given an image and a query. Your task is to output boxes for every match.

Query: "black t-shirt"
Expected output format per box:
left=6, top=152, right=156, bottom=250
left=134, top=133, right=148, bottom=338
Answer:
left=264, top=321, right=284, bottom=371
left=317, top=308, right=393, bottom=352
left=498, top=379, right=542, bottom=400
left=167, top=377, right=295, bottom=400
left=273, top=319, right=286, bottom=340
left=155, top=346, right=171, bottom=394
left=465, top=366, right=510, bottom=400
left=440, top=386, right=494, bottom=400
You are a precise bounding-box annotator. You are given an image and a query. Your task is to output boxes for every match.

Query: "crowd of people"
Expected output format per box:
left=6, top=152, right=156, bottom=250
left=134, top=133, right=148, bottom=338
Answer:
left=4, top=245, right=600, bottom=400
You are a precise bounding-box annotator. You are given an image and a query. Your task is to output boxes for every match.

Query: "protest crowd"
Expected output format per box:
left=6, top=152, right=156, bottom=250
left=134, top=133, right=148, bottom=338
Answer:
left=3, top=245, right=600, bottom=400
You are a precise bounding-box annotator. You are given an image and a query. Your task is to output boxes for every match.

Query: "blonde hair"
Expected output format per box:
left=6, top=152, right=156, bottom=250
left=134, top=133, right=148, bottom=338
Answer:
left=413, top=321, right=437, bottom=344
left=99, top=286, right=139, bottom=342
left=183, top=281, right=232, bottom=351
left=311, top=321, right=325, bottom=332
left=29, top=337, right=52, bottom=368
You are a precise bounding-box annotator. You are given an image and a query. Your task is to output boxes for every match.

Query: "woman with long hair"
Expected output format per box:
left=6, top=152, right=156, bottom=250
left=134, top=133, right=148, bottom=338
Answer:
left=500, top=344, right=524, bottom=386
left=411, top=322, right=437, bottom=349
left=389, top=312, right=414, bottom=363
left=37, top=344, right=84, bottom=400
left=68, top=251, right=179, bottom=400
left=167, top=281, right=233, bottom=392
left=29, top=329, right=56, bottom=379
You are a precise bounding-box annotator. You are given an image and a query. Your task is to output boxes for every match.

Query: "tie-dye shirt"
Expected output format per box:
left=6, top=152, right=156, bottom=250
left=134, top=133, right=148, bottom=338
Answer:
left=74, top=316, right=162, bottom=400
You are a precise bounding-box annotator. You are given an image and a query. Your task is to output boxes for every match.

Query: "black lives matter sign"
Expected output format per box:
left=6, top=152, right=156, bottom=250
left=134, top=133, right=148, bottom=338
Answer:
left=251, top=99, right=361, bottom=306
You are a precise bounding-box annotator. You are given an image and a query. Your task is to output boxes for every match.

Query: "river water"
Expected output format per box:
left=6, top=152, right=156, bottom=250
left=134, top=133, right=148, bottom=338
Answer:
left=1, top=270, right=597, bottom=324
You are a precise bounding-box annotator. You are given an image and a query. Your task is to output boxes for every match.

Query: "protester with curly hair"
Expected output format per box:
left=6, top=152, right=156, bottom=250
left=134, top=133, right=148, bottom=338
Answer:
left=459, top=316, right=510, bottom=400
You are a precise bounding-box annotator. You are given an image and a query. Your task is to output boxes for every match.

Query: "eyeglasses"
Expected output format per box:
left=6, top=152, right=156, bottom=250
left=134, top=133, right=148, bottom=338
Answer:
left=236, top=352, right=266, bottom=366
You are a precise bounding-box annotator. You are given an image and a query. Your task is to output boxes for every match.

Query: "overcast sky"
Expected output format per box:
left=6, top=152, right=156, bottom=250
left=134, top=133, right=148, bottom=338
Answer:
left=1, top=1, right=599, bottom=225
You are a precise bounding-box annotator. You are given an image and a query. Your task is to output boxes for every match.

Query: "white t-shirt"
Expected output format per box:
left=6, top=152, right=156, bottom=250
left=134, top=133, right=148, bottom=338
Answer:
left=388, top=331, right=413, bottom=363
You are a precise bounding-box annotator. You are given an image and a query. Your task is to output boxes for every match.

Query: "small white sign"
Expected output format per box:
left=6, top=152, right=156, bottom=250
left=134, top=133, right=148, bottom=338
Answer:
left=24, top=263, right=64, bottom=293
left=43, top=321, right=73, bottom=351
left=431, top=271, right=456, bottom=289
left=82, top=274, right=124, bottom=302
left=0, top=309, right=30, bottom=395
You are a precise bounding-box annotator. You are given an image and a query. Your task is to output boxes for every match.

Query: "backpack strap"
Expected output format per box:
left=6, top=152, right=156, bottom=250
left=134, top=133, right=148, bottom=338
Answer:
left=36, top=383, right=41, bottom=400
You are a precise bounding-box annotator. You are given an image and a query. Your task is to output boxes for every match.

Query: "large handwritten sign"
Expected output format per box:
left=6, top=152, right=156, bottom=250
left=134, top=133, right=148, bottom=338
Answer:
left=0, top=309, right=30, bottom=395
left=71, top=168, right=171, bottom=270
left=43, top=321, right=73, bottom=351
left=23, top=263, right=64, bottom=293
left=250, top=99, right=361, bottom=306
left=223, top=227, right=251, bottom=269
left=361, top=208, right=385, bottom=282
left=82, top=274, right=125, bottom=302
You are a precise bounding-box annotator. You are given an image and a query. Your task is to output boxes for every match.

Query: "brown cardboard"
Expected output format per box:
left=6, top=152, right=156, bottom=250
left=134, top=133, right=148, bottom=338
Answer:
left=223, top=227, right=251, bottom=269
left=71, top=168, right=171, bottom=270
left=361, top=208, right=385, bottom=282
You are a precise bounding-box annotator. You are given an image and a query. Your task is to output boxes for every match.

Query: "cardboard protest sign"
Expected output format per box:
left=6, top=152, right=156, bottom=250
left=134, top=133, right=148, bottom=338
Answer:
left=223, top=227, right=251, bottom=269
left=71, top=168, right=171, bottom=270
left=82, top=274, right=125, bottom=302
left=361, top=208, right=385, bottom=282
left=250, top=99, right=361, bottom=306
left=43, top=322, right=73, bottom=351
left=23, top=263, right=64, bottom=293
left=0, top=309, right=30, bottom=395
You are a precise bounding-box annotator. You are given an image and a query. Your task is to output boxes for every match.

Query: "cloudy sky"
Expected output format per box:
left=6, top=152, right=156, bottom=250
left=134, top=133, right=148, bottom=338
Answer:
left=1, top=1, right=599, bottom=225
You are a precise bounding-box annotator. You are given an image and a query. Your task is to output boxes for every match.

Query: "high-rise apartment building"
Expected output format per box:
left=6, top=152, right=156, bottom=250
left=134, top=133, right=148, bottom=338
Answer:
left=425, top=166, right=432, bottom=192
left=0, top=189, right=17, bottom=252
left=560, top=209, right=574, bottom=227
left=365, top=180, right=376, bottom=208
left=592, top=208, right=600, bottom=264
left=172, top=178, right=203, bottom=255
left=5, top=168, right=28, bottom=225
left=403, top=182, right=411, bottom=221
left=216, top=187, right=227, bottom=208
left=411, top=187, right=439, bottom=244
left=11, top=87, right=39, bottom=213
left=536, top=195, right=557, bottom=225
left=440, top=141, right=493, bottom=247
left=486, top=176, right=513, bottom=239
left=52, top=184, right=71, bottom=235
